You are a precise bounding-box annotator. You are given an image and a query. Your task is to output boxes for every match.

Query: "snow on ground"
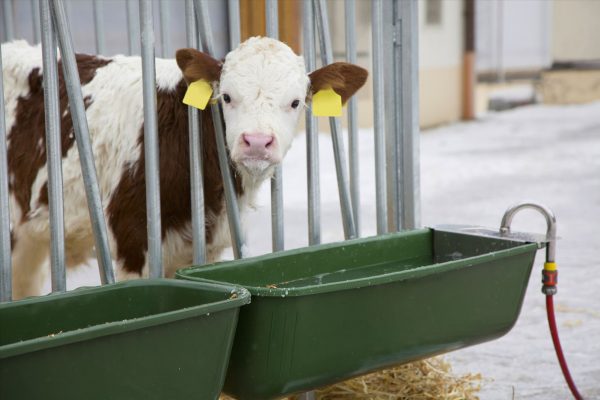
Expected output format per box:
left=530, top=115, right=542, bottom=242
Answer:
left=61, top=101, right=600, bottom=398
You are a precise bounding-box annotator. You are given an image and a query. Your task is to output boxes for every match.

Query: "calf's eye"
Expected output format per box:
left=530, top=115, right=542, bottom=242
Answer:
left=223, top=94, right=231, bottom=104
left=291, top=99, right=300, bottom=109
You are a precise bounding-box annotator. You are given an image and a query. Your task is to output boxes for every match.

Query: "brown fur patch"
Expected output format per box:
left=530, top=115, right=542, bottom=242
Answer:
left=7, top=54, right=111, bottom=220
left=175, top=48, right=223, bottom=84
left=107, top=81, right=243, bottom=275
left=308, top=62, right=368, bottom=104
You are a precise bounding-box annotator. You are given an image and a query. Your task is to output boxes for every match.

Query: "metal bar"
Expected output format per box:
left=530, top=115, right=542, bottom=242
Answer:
left=195, top=0, right=245, bottom=259
left=265, top=0, right=278, bottom=38
left=185, top=0, right=206, bottom=265
left=138, top=0, right=163, bottom=278
left=397, top=0, right=420, bottom=229
left=2, top=0, right=15, bottom=41
left=303, top=0, right=320, bottom=246
left=371, top=0, right=387, bottom=235
left=50, top=0, right=115, bottom=284
left=126, top=0, right=138, bottom=55
left=344, top=0, right=359, bottom=237
left=313, top=0, right=356, bottom=240
left=92, top=0, right=105, bottom=55
left=41, top=0, right=66, bottom=293
left=227, top=0, right=240, bottom=50
left=265, top=0, right=284, bottom=252
left=32, top=0, right=41, bottom=43
left=0, top=37, right=12, bottom=302
left=383, top=0, right=398, bottom=232
left=159, top=0, right=171, bottom=58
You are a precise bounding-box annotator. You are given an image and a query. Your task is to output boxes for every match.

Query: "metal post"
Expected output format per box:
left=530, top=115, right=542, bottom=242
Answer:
left=50, top=0, right=115, bottom=284
left=185, top=0, right=206, bottom=265
left=2, top=0, right=15, bottom=41
left=195, top=0, right=245, bottom=259
left=138, top=0, right=163, bottom=278
left=0, top=40, right=12, bottom=302
left=227, top=0, right=240, bottom=50
left=126, top=0, right=138, bottom=55
left=41, top=0, right=66, bottom=293
left=303, top=0, right=320, bottom=246
left=159, top=0, right=171, bottom=58
left=93, top=0, right=105, bottom=55
left=345, top=0, right=359, bottom=237
left=313, top=0, right=357, bottom=240
left=371, top=0, right=387, bottom=235
left=396, top=0, right=420, bottom=229
left=32, top=0, right=41, bottom=43
left=265, top=0, right=284, bottom=252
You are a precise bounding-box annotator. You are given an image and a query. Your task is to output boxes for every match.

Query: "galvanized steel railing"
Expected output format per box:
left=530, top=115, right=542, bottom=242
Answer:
left=0, top=0, right=420, bottom=310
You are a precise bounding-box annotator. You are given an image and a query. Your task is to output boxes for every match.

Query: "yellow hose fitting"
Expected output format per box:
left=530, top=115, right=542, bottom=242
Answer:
left=544, top=262, right=557, bottom=271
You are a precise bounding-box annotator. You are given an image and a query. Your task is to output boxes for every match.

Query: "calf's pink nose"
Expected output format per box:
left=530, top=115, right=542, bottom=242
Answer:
left=243, top=133, right=274, bottom=149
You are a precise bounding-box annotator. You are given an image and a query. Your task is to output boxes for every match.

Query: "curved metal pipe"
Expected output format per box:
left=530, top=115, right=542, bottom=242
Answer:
left=500, top=201, right=557, bottom=262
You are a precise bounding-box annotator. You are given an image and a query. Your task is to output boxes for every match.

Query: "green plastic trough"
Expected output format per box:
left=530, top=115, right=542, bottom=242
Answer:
left=177, top=227, right=540, bottom=400
left=0, top=279, right=250, bottom=400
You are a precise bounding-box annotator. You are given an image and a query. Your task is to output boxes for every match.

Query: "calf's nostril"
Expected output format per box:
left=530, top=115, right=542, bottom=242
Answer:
left=265, top=136, right=274, bottom=148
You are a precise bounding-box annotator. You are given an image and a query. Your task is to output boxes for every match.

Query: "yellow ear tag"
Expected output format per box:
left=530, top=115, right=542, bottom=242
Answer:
left=182, top=80, right=213, bottom=110
left=312, top=87, right=342, bottom=117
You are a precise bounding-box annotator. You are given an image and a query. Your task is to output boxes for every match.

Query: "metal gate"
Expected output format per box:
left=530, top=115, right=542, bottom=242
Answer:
left=0, top=0, right=419, bottom=325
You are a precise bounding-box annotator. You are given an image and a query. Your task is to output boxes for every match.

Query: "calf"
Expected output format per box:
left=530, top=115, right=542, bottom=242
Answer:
left=1, top=37, right=367, bottom=299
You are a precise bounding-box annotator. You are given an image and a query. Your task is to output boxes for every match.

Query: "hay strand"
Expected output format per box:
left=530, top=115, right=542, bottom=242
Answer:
left=221, top=357, right=481, bottom=400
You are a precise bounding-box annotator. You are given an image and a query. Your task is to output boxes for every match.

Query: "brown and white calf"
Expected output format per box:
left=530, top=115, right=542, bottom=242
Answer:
left=1, top=37, right=367, bottom=299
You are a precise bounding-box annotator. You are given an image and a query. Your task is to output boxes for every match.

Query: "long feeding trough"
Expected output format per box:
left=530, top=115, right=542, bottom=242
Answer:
left=0, top=280, right=250, bottom=400
left=177, top=226, right=544, bottom=399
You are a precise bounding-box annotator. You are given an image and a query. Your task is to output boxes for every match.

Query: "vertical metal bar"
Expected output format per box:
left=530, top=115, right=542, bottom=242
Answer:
left=227, top=0, right=240, bottom=50
left=371, top=0, right=387, bottom=235
left=40, top=0, right=66, bottom=293
left=265, top=0, right=278, bottom=37
left=50, top=0, right=115, bottom=284
left=344, top=0, right=359, bottom=237
left=32, top=0, right=41, bottom=43
left=185, top=0, right=206, bottom=265
left=380, top=1, right=402, bottom=232
left=265, top=0, right=284, bottom=252
left=92, top=0, right=105, bottom=55
left=126, top=0, right=138, bottom=55
left=159, top=0, right=171, bottom=58
left=2, top=0, right=15, bottom=41
left=138, top=0, right=163, bottom=278
left=313, top=0, right=357, bottom=240
left=303, top=0, right=320, bottom=246
left=397, top=0, right=420, bottom=229
left=0, top=39, right=12, bottom=302
left=195, top=0, right=245, bottom=259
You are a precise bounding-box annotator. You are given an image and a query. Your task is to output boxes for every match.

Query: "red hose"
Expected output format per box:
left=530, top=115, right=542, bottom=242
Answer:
left=546, top=295, right=583, bottom=400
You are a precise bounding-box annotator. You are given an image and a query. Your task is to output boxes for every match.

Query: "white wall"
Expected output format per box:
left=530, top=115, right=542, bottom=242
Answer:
left=476, top=0, right=552, bottom=73
left=419, top=0, right=463, bottom=69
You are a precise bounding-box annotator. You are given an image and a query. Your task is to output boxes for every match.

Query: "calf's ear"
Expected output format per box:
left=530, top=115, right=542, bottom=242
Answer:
left=176, top=48, right=223, bottom=84
left=308, top=62, right=368, bottom=104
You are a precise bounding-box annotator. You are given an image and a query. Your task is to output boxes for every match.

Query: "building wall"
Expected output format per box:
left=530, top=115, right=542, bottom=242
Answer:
left=419, top=0, right=464, bottom=128
left=476, top=0, right=552, bottom=75
left=552, top=0, right=600, bottom=62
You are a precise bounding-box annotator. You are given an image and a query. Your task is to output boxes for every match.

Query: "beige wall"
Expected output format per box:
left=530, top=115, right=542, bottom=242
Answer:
left=322, top=0, right=465, bottom=129
left=553, top=0, right=600, bottom=62
left=419, top=0, right=464, bottom=127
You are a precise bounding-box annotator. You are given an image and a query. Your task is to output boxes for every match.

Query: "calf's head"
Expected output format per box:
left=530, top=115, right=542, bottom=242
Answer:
left=176, top=37, right=367, bottom=180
